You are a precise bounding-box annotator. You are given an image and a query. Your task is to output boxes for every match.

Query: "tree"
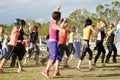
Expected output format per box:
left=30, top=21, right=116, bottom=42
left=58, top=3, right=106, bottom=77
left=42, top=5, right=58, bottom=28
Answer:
left=68, top=9, right=92, bottom=32
left=96, top=1, right=120, bottom=25
left=40, top=22, right=49, bottom=36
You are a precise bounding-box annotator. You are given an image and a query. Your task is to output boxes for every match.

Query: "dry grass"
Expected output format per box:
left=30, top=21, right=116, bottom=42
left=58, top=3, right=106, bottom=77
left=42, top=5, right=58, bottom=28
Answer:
left=0, top=53, right=120, bottom=80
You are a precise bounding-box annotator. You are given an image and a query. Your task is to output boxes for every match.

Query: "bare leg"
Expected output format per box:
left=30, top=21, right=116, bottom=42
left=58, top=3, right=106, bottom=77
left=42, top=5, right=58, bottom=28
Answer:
left=76, top=60, right=82, bottom=69
left=64, top=57, right=69, bottom=67
left=89, top=60, right=93, bottom=70
left=17, top=60, right=26, bottom=72
left=0, top=58, right=7, bottom=69
left=24, top=54, right=29, bottom=64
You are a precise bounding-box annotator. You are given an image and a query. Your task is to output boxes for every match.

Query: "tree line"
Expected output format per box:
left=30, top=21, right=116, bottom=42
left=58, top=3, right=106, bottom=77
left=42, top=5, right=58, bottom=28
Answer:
left=1, top=1, right=120, bottom=37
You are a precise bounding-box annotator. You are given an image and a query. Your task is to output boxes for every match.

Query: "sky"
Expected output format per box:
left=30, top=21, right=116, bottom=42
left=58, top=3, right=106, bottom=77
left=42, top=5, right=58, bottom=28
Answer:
left=0, top=0, right=116, bottom=25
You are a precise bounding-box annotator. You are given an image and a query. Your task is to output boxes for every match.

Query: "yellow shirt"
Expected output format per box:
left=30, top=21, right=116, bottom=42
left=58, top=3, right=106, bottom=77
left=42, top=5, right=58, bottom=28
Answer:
left=68, top=32, right=75, bottom=43
left=82, top=27, right=92, bottom=40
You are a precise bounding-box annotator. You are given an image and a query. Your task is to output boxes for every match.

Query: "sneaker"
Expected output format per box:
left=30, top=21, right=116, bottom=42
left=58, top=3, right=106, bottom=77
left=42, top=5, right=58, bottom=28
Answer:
left=54, top=71, right=61, bottom=77
left=0, top=68, right=4, bottom=73
left=41, top=70, right=49, bottom=79
left=18, top=69, right=26, bottom=73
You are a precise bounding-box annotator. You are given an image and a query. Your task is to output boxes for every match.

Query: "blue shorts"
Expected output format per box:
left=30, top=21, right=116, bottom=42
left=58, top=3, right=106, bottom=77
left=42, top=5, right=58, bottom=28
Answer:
left=47, top=41, right=62, bottom=61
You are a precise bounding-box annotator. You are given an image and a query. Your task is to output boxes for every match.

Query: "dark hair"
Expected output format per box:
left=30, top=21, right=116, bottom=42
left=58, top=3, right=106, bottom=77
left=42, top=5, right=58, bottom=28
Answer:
left=84, top=18, right=92, bottom=27
left=19, top=19, right=26, bottom=26
left=52, top=11, right=61, bottom=21
left=61, top=18, right=64, bottom=23
left=109, top=23, right=114, bottom=28
left=71, top=27, right=76, bottom=32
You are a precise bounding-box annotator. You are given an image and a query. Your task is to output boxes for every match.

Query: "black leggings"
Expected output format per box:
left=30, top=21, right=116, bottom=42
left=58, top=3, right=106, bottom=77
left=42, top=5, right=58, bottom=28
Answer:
left=5, top=43, right=26, bottom=60
left=94, top=40, right=106, bottom=63
left=106, top=43, right=117, bottom=62
left=68, top=43, right=75, bottom=55
left=80, top=40, right=92, bottom=60
left=58, top=44, right=70, bottom=58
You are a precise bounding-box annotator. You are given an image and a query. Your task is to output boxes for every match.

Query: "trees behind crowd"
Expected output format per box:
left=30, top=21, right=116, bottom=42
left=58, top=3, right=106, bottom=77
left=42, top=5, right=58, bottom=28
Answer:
left=1, top=1, right=120, bottom=36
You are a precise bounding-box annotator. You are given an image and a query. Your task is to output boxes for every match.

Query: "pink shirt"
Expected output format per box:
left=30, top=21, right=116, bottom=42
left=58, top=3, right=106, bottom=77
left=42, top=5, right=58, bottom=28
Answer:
left=8, top=27, right=20, bottom=46
left=49, top=20, right=58, bottom=41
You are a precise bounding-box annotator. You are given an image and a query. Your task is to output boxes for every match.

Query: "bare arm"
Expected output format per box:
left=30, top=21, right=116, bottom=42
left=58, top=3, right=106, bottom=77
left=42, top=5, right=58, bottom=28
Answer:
left=53, top=24, right=65, bottom=33
left=107, top=27, right=115, bottom=36
left=89, top=25, right=96, bottom=34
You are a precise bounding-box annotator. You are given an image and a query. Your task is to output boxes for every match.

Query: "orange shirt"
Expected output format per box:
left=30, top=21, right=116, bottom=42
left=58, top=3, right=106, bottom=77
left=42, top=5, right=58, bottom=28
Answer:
left=8, top=27, right=20, bottom=46
left=58, top=31, right=67, bottom=44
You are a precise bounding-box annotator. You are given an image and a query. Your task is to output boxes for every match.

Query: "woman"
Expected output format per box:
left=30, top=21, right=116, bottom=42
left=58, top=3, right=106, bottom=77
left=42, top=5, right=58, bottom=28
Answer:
left=0, top=19, right=26, bottom=73
left=105, top=24, right=117, bottom=63
left=76, top=18, right=96, bottom=70
left=41, top=11, right=65, bottom=79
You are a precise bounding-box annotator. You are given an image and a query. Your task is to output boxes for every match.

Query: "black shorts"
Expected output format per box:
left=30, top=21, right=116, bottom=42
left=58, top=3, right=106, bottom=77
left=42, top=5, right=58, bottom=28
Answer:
left=15, top=42, right=26, bottom=60
left=5, top=43, right=26, bottom=60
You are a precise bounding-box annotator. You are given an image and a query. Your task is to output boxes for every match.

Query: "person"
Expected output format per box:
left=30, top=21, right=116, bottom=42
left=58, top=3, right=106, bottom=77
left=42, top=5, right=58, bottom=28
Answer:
left=76, top=18, right=96, bottom=71
left=0, top=25, right=4, bottom=54
left=41, top=11, right=65, bottom=79
left=105, top=24, right=117, bottom=63
left=93, top=21, right=106, bottom=66
left=0, top=18, right=26, bottom=73
left=58, top=18, right=70, bottom=68
left=24, top=23, right=40, bottom=65
left=10, top=19, right=29, bottom=67
left=0, top=34, right=9, bottom=60
left=40, top=34, right=49, bottom=65
left=67, top=27, right=76, bottom=59
left=116, top=21, right=120, bottom=33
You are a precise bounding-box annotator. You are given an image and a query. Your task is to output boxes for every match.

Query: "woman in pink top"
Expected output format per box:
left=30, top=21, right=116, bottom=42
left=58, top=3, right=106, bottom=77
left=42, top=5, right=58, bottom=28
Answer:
left=0, top=19, right=26, bottom=73
left=41, top=11, right=65, bottom=79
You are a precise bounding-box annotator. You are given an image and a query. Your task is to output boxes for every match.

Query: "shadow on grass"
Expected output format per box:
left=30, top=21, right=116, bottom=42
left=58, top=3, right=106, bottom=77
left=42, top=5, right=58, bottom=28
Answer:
left=97, top=65, right=120, bottom=69
left=97, top=73, right=120, bottom=77
left=53, top=75, right=74, bottom=79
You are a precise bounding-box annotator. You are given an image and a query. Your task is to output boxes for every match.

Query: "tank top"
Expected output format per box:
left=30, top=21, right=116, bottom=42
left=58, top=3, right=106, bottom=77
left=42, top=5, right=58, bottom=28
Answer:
left=107, top=32, right=115, bottom=44
left=82, top=27, right=92, bottom=40
left=8, top=27, right=20, bottom=46
left=49, top=20, right=59, bottom=41
left=68, top=32, right=74, bottom=43
left=58, top=31, right=67, bottom=44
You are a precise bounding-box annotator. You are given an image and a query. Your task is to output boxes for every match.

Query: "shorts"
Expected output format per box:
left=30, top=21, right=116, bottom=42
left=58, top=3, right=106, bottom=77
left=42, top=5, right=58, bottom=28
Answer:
left=47, top=41, right=62, bottom=61
left=58, top=44, right=70, bottom=58
left=16, top=42, right=26, bottom=60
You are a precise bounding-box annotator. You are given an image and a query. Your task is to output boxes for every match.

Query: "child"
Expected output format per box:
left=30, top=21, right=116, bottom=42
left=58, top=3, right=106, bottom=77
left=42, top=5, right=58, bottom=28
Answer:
left=0, top=34, right=9, bottom=60
left=41, top=11, right=65, bottom=79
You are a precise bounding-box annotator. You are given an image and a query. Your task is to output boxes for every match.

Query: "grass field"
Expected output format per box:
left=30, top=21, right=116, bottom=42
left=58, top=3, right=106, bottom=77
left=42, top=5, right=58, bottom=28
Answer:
left=0, top=52, right=120, bottom=80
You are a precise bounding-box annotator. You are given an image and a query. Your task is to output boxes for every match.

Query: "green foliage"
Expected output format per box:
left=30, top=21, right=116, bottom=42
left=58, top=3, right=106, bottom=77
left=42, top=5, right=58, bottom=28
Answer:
left=96, top=1, right=120, bottom=25
left=39, top=22, right=49, bottom=36
left=2, top=1, right=120, bottom=37
left=68, top=9, right=92, bottom=34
